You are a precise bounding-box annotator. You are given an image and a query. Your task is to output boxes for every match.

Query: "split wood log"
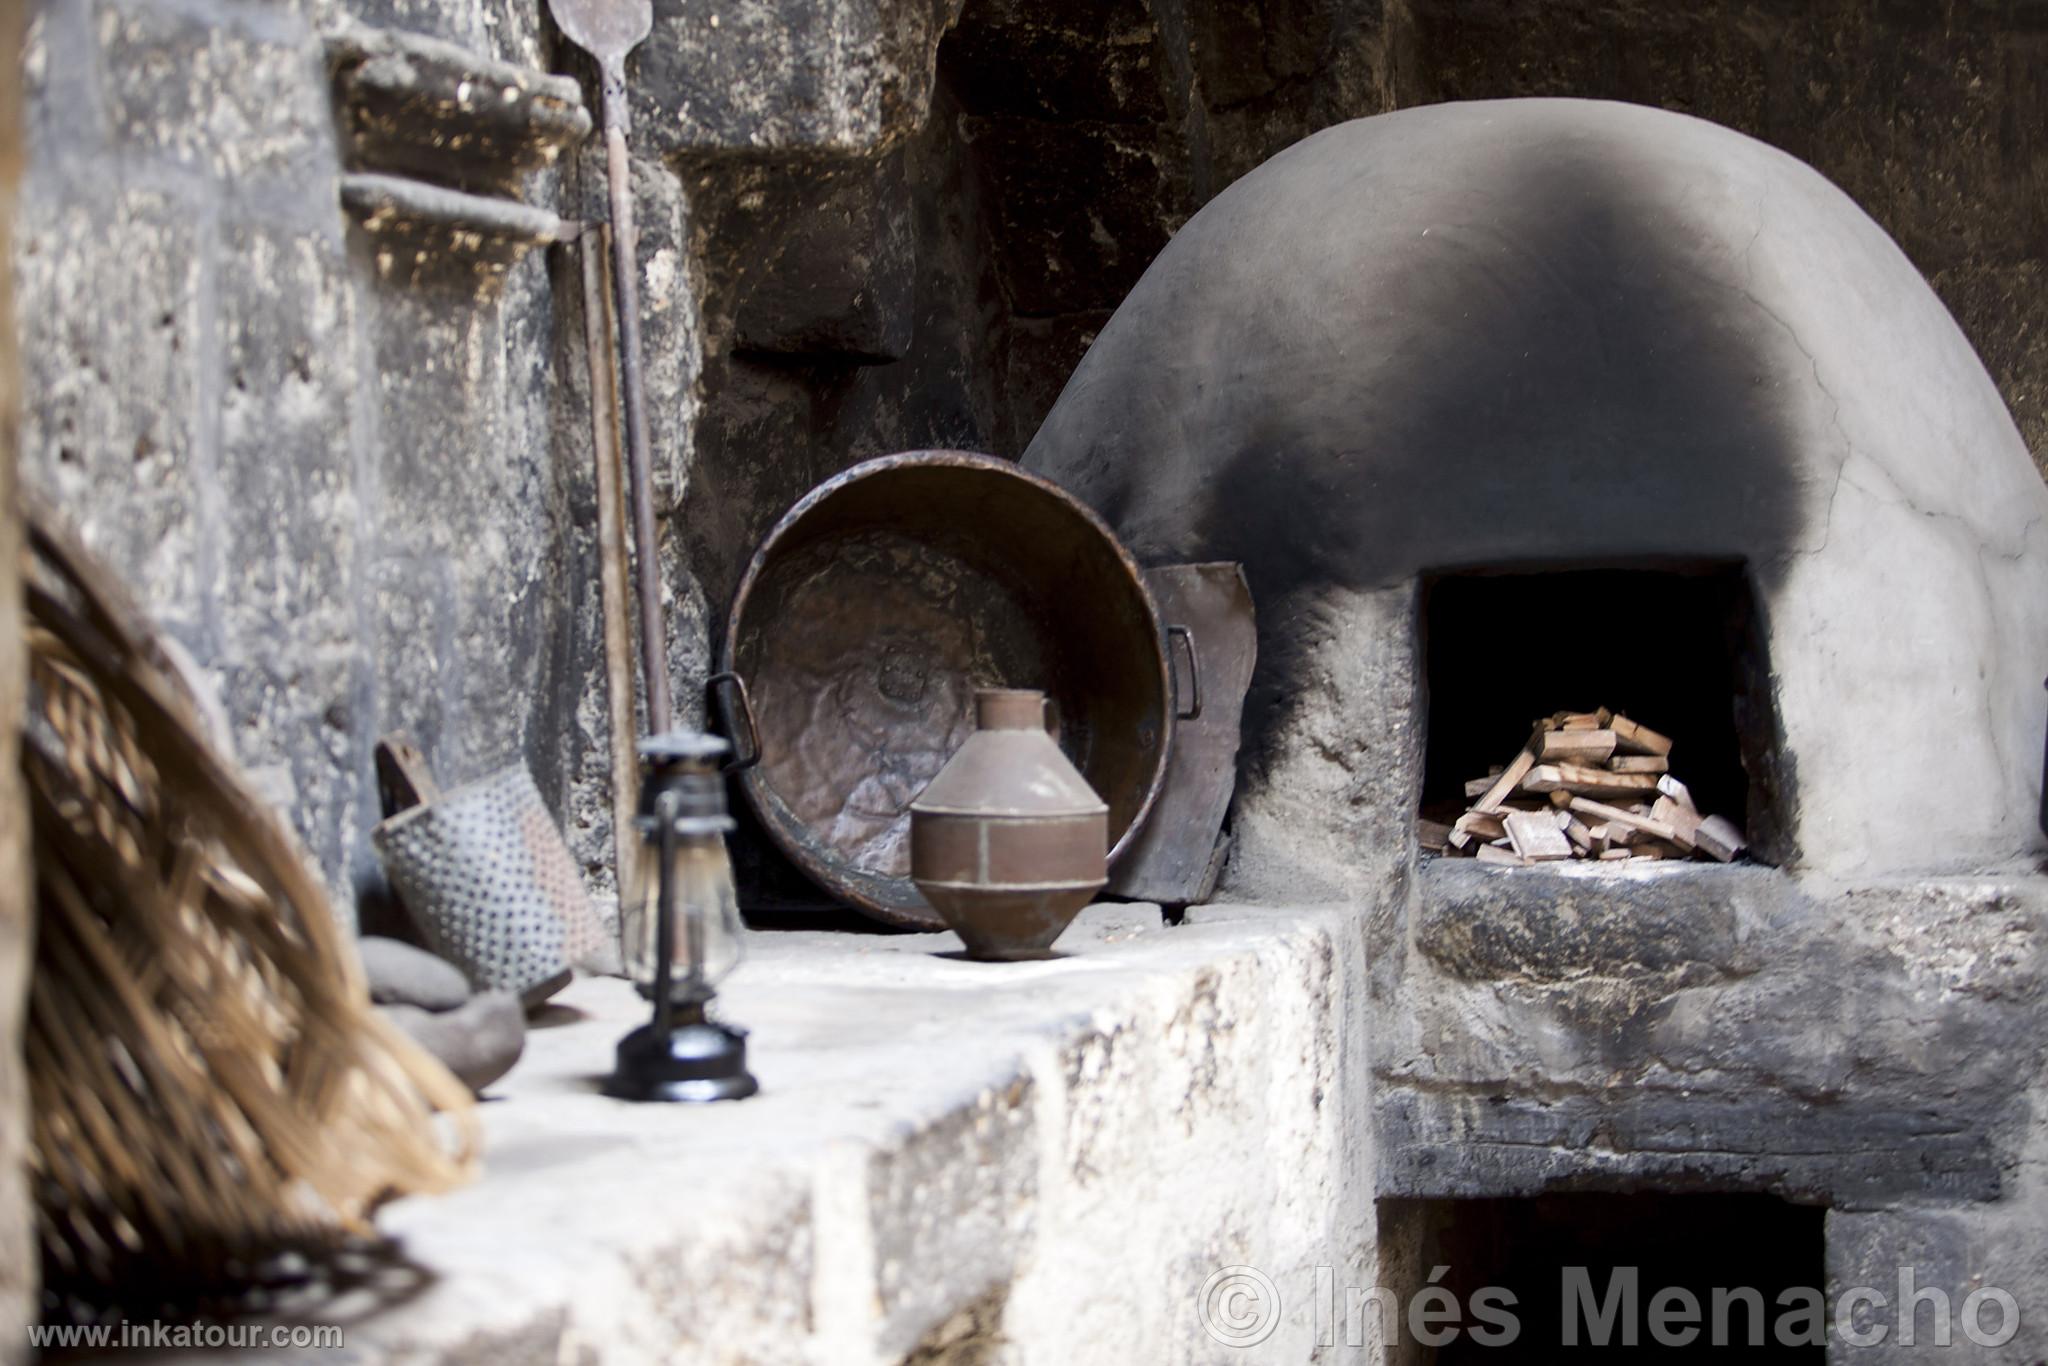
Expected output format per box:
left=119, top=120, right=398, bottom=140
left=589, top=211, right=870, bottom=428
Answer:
left=1563, top=816, right=1597, bottom=855
left=1429, top=708, right=1745, bottom=867
left=1649, top=795, right=1702, bottom=851
left=1522, top=764, right=1661, bottom=800
left=1567, top=795, right=1681, bottom=843
left=1611, top=715, right=1674, bottom=756
left=1696, top=814, right=1747, bottom=862
left=1471, top=747, right=1538, bottom=814
left=1540, top=728, right=1618, bottom=764
left=1454, top=811, right=1508, bottom=841
left=1504, top=809, right=1575, bottom=861
left=1656, top=774, right=1695, bottom=806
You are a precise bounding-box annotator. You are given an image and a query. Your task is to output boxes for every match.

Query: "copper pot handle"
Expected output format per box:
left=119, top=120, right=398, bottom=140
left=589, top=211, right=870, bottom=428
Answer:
left=1167, top=625, right=1202, bottom=721
left=707, top=671, right=762, bottom=771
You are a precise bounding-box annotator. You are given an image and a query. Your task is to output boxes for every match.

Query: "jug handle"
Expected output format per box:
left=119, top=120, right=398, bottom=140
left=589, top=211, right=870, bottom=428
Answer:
left=1167, top=625, right=1202, bottom=721
left=707, top=671, right=762, bottom=771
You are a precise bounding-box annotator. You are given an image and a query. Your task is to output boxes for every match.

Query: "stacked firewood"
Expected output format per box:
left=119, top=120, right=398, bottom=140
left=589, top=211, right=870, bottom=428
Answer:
left=1419, top=709, right=1748, bottom=866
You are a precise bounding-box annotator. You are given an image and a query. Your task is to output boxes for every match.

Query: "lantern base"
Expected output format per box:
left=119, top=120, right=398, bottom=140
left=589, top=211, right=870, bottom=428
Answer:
left=604, top=1007, right=759, bottom=1103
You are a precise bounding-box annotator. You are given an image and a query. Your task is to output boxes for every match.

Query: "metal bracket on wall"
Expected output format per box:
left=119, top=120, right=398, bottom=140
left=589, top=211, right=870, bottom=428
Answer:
left=326, top=20, right=591, bottom=283
left=341, top=174, right=580, bottom=275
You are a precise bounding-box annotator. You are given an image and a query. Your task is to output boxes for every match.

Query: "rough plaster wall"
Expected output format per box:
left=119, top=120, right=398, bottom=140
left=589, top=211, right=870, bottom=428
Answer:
left=0, top=0, right=30, bottom=1351
left=10, top=0, right=622, bottom=924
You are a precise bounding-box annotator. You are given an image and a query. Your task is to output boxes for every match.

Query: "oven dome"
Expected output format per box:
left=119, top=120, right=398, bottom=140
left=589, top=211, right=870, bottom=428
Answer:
left=1024, top=97, right=2048, bottom=880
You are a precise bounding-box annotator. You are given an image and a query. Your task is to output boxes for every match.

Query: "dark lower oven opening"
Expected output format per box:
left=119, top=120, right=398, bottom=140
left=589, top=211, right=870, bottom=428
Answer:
left=1377, top=1194, right=1826, bottom=1362
left=1418, top=563, right=1783, bottom=864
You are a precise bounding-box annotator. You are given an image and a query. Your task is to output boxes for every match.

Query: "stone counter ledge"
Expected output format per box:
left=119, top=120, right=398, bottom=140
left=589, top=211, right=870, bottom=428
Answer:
left=165, top=903, right=1377, bottom=1366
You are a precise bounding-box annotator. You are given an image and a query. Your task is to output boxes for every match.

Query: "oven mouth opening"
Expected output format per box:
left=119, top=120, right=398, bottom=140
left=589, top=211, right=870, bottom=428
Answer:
left=1418, top=562, right=1784, bottom=867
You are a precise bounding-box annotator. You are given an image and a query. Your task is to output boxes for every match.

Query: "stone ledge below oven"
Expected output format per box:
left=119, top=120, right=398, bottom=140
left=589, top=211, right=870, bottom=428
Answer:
left=1383, top=867, right=2048, bottom=1211
left=1416, top=858, right=1784, bottom=987
left=129, top=904, right=1373, bottom=1365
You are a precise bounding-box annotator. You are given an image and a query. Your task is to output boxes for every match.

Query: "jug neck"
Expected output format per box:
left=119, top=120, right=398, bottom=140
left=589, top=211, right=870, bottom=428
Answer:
left=975, top=689, right=1045, bottom=731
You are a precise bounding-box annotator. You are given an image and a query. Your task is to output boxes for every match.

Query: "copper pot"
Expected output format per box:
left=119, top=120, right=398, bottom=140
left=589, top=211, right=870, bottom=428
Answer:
left=713, top=451, right=1191, bottom=929
left=911, top=689, right=1107, bottom=958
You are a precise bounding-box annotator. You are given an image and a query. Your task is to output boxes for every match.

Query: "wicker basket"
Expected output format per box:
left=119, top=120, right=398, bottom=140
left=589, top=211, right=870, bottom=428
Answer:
left=19, top=506, right=476, bottom=1312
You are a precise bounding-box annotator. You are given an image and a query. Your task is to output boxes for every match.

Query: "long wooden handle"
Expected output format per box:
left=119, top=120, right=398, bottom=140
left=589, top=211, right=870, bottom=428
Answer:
left=601, top=60, right=671, bottom=738
left=580, top=225, right=644, bottom=901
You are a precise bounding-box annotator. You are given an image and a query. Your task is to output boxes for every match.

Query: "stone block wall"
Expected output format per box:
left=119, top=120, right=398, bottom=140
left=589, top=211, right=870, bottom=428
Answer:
left=11, top=0, right=660, bottom=922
